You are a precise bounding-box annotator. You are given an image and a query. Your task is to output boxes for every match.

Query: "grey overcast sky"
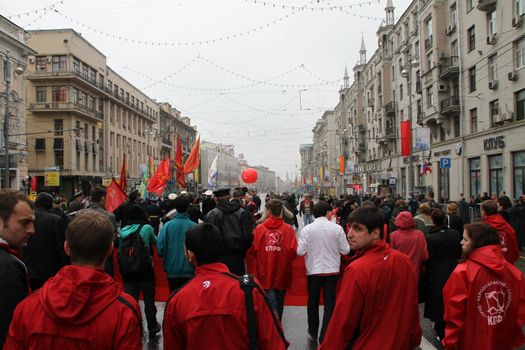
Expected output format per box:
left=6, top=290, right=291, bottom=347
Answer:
left=2, top=0, right=411, bottom=179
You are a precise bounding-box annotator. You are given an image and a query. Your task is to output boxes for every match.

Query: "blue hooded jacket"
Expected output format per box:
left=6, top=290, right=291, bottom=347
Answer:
left=157, top=213, right=196, bottom=278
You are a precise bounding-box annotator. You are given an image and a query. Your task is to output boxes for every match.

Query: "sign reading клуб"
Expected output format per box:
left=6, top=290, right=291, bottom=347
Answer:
left=483, top=135, right=505, bottom=151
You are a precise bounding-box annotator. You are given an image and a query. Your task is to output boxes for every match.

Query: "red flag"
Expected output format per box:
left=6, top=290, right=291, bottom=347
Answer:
left=119, top=153, right=127, bottom=191
left=105, top=178, right=127, bottom=213
left=175, top=136, right=186, bottom=188
left=400, top=121, right=411, bottom=157
left=183, top=137, right=200, bottom=174
left=30, top=177, right=37, bottom=192
left=147, top=158, right=171, bottom=195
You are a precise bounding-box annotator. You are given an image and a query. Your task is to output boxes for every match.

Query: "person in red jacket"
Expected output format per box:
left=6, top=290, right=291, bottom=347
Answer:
left=320, top=206, right=422, bottom=350
left=481, top=200, right=520, bottom=264
left=163, top=222, right=289, bottom=350
left=248, top=199, right=297, bottom=320
left=442, top=222, right=525, bottom=350
left=4, top=211, right=142, bottom=350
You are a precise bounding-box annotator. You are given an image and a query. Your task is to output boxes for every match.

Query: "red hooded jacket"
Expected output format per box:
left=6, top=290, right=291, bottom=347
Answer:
left=390, top=211, right=429, bottom=279
left=4, top=265, right=142, bottom=350
left=320, top=240, right=422, bottom=350
left=483, top=214, right=520, bottom=264
left=442, top=245, right=525, bottom=350
left=163, top=262, right=289, bottom=350
left=247, top=216, right=297, bottom=290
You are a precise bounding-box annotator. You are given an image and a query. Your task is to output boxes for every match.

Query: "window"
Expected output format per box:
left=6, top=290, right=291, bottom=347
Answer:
left=36, top=57, right=47, bottom=72
left=52, top=55, right=67, bottom=72
left=35, top=138, right=45, bottom=152
left=469, top=157, right=481, bottom=196
left=470, top=108, right=478, bottom=133
left=514, top=151, right=525, bottom=199
left=114, top=84, right=119, bottom=95
left=489, top=154, right=504, bottom=196
left=454, top=116, right=460, bottom=137
left=426, top=18, right=433, bottom=38
left=515, top=37, right=525, bottom=69
left=427, top=51, right=433, bottom=70
left=488, top=10, right=497, bottom=36
left=54, top=119, right=63, bottom=136
left=36, top=87, right=46, bottom=102
left=488, top=54, right=498, bottom=81
left=71, top=88, right=78, bottom=104
left=414, top=41, right=420, bottom=58
left=467, top=26, right=476, bottom=52
left=466, top=0, right=473, bottom=11
left=451, top=40, right=458, bottom=56
left=75, top=121, right=80, bottom=137
left=73, top=57, right=80, bottom=72
left=89, top=68, right=96, bottom=83
left=427, top=86, right=434, bottom=107
left=92, top=126, right=96, bottom=141
left=490, top=99, right=500, bottom=125
left=469, top=66, right=477, bottom=92
left=516, top=89, right=525, bottom=120
left=451, top=3, right=457, bottom=25
left=76, top=151, right=80, bottom=171
left=516, top=0, right=524, bottom=16
left=84, top=123, right=88, bottom=139
left=52, top=86, right=67, bottom=102
left=400, top=84, right=404, bottom=100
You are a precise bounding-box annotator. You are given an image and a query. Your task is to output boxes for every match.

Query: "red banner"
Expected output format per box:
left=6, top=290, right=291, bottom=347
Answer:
left=175, top=136, right=186, bottom=188
left=147, top=158, right=171, bottom=195
left=105, top=178, right=127, bottom=213
left=400, top=121, right=411, bottom=157
left=183, top=137, right=200, bottom=174
left=339, top=154, right=345, bottom=175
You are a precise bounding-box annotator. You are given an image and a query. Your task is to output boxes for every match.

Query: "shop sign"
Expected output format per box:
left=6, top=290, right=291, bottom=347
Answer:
left=483, top=136, right=505, bottom=151
left=434, top=149, right=451, bottom=157
left=44, top=167, right=60, bottom=187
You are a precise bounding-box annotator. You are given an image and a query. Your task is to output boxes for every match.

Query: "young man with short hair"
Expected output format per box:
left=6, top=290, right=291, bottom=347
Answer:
left=482, top=199, right=520, bottom=264
left=0, top=190, right=35, bottom=348
left=163, top=223, right=288, bottom=349
left=248, top=199, right=297, bottom=320
left=4, top=211, right=142, bottom=349
left=320, top=206, right=422, bottom=349
left=297, top=201, right=350, bottom=343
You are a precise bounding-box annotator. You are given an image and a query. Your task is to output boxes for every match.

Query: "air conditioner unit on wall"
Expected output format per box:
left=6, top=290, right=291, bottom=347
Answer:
left=488, top=80, right=499, bottom=89
left=508, top=71, right=519, bottom=81
left=493, top=114, right=502, bottom=124
left=438, top=84, right=448, bottom=92
left=512, top=16, right=523, bottom=28
left=501, top=112, right=514, bottom=121
left=486, top=35, right=497, bottom=45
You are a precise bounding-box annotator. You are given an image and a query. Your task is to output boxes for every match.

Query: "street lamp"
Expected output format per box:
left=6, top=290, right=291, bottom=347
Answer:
left=3, top=50, right=24, bottom=188
left=400, top=59, right=419, bottom=198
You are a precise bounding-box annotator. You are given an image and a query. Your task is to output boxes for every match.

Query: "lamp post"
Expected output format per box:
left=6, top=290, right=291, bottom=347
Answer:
left=3, top=50, right=24, bottom=188
left=400, top=59, right=419, bottom=198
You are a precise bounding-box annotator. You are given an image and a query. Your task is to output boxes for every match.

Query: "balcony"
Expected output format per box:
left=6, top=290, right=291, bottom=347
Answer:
left=367, top=98, right=375, bottom=107
left=440, top=95, right=460, bottom=115
left=385, top=102, right=395, bottom=115
left=385, top=126, right=396, bottom=137
left=28, top=69, right=103, bottom=93
left=477, top=0, right=496, bottom=11
left=439, top=56, right=459, bottom=80
left=162, top=138, right=173, bottom=148
left=29, top=101, right=103, bottom=121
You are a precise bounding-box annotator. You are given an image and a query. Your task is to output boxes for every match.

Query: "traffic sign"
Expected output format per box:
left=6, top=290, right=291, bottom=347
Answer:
left=440, top=158, right=451, bottom=169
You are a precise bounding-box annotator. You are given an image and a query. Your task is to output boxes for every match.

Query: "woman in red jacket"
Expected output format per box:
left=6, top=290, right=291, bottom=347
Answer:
left=442, top=222, right=525, bottom=350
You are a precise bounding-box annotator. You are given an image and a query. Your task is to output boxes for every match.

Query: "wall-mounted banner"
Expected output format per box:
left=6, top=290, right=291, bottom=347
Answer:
left=415, top=127, right=431, bottom=150
left=346, top=160, right=355, bottom=174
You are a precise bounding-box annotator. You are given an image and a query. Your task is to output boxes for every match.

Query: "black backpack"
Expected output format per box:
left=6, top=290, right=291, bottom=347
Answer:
left=118, top=225, right=152, bottom=279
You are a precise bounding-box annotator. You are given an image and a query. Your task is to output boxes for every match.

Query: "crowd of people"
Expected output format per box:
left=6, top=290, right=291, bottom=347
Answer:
left=0, top=185, right=524, bottom=349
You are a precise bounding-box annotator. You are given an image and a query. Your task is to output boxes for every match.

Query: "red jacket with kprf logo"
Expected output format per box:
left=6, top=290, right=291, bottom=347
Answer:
left=443, top=245, right=525, bottom=350
left=483, top=214, right=520, bottom=264
left=248, top=216, right=297, bottom=290
left=163, top=263, right=288, bottom=350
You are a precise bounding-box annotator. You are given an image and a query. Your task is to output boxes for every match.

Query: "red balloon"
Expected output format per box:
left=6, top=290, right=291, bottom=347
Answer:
left=241, top=168, right=258, bottom=183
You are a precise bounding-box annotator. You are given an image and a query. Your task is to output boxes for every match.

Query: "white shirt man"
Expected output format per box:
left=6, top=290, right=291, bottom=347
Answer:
left=297, top=201, right=350, bottom=344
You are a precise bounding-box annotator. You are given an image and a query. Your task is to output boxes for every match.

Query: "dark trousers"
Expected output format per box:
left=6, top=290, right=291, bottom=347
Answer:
left=307, top=274, right=338, bottom=343
left=219, top=254, right=246, bottom=276
left=265, top=289, right=286, bottom=320
left=168, top=277, right=192, bottom=293
left=124, top=279, right=158, bottom=331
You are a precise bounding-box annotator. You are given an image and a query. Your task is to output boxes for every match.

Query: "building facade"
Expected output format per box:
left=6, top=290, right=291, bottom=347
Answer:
left=303, top=0, right=525, bottom=201
left=25, top=29, right=159, bottom=197
left=0, top=16, right=36, bottom=189
left=200, top=141, right=241, bottom=189
left=158, top=102, right=197, bottom=160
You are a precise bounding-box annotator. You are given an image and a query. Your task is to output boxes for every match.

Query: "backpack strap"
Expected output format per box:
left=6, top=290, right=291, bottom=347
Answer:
left=221, top=272, right=287, bottom=348
left=116, top=295, right=143, bottom=332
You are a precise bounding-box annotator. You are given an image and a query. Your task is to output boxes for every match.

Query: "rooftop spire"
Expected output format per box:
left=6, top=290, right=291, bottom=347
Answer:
left=359, top=34, right=367, bottom=65
left=343, top=65, right=349, bottom=88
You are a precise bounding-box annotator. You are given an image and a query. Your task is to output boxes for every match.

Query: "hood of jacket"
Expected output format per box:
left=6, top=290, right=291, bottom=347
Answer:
left=39, top=265, right=121, bottom=325
left=263, top=216, right=285, bottom=230
left=216, top=199, right=241, bottom=215
left=483, top=214, right=511, bottom=232
left=395, top=211, right=416, bottom=229
left=120, top=224, right=145, bottom=239
left=469, top=245, right=507, bottom=275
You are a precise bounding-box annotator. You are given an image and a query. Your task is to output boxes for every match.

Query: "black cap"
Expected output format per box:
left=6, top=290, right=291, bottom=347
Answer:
left=213, top=186, right=231, bottom=197
left=74, top=190, right=83, bottom=198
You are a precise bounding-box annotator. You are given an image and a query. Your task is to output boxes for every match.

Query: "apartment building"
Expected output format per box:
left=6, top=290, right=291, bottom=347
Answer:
left=200, top=141, right=241, bottom=188
left=0, top=16, right=36, bottom=189
left=303, top=0, right=525, bottom=201
left=25, top=29, right=159, bottom=197
left=158, top=102, right=197, bottom=161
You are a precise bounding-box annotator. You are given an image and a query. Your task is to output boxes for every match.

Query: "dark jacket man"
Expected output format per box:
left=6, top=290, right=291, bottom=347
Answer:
left=510, top=195, right=525, bottom=249
left=24, top=192, right=68, bottom=290
left=204, top=188, right=253, bottom=275
left=115, top=190, right=148, bottom=227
